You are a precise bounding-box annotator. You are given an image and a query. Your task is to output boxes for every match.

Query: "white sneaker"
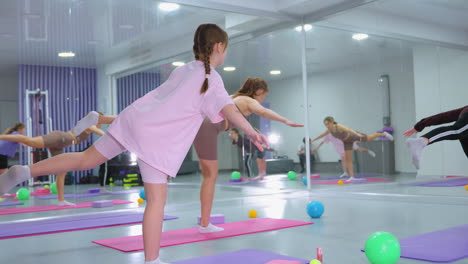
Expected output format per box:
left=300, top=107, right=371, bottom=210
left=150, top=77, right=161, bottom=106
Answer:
left=406, top=138, right=427, bottom=169
left=345, top=177, right=355, bottom=182
left=251, top=175, right=265, bottom=181
left=368, top=150, right=376, bottom=158
left=56, top=200, right=76, bottom=206
left=199, top=223, right=224, bottom=233
left=339, top=172, right=349, bottom=178
left=383, top=132, right=394, bottom=141
left=145, top=257, right=170, bottom=264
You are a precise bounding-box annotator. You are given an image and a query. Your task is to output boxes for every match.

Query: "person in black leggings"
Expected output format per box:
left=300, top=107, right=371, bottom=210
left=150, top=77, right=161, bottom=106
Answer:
left=228, top=128, right=253, bottom=178
left=405, top=105, right=468, bottom=169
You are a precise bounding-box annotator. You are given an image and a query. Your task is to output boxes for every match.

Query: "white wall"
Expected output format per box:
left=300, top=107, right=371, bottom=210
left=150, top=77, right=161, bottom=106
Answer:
left=413, top=45, right=468, bottom=177
left=267, top=56, right=416, bottom=173
left=0, top=70, right=19, bottom=132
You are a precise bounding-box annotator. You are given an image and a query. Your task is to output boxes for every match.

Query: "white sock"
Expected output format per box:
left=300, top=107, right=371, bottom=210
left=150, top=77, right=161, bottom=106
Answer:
left=199, top=223, right=224, bottom=233
left=368, top=150, right=376, bottom=158
left=145, top=257, right=169, bottom=264
left=56, top=200, right=76, bottom=206
left=406, top=138, right=427, bottom=169
left=383, top=132, right=394, bottom=141
left=71, top=111, right=99, bottom=136
left=339, top=172, right=348, bottom=178
left=0, top=165, right=31, bottom=195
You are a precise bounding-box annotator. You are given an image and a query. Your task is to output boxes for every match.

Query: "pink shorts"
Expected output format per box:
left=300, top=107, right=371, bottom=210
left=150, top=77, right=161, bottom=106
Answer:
left=94, top=133, right=168, bottom=184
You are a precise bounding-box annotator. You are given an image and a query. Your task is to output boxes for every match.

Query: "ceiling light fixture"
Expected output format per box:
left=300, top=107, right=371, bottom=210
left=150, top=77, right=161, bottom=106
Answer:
left=172, top=61, right=185, bottom=67
left=158, top=3, right=180, bottom=12
left=294, top=24, right=312, bottom=32
left=270, top=70, right=281, bottom=75
left=223, top=66, right=236, bottom=71
left=58, top=52, right=75, bottom=58
left=352, top=33, right=369, bottom=40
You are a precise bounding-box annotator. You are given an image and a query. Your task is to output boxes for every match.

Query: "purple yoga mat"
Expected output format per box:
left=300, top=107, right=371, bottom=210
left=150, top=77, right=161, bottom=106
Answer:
left=0, top=211, right=177, bottom=239
left=173, top=249, right=307, bottom=264
left=362, top=224, right=468, bottom=263
left=35, top=189, right=139, bottom=200
left=407, top=177, right=468, bottom=187
left=220, top=175, right=290, bottom=185
left=0, top=201, right=24, bottom=207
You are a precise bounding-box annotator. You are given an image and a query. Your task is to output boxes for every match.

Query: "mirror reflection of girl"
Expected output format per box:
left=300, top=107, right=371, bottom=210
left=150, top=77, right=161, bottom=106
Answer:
left=312, top=134, right=376, bottom=178
left=0, top=112, right=115, bottom=205
left=311, top=116, right=392, bottom=181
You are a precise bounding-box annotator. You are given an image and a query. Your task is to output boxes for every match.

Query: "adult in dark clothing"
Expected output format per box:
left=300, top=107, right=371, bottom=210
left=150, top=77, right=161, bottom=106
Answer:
left=405, top=105, right=468, bottom=169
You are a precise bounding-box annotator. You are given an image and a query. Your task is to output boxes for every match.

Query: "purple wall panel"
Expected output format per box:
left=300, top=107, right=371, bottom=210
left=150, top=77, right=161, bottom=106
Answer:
left=18, top=65, right=97, bottom=181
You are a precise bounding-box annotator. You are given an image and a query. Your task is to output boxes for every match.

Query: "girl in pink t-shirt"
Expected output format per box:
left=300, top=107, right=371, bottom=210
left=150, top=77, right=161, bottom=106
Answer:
left=0, top=24, right=268, bottom=264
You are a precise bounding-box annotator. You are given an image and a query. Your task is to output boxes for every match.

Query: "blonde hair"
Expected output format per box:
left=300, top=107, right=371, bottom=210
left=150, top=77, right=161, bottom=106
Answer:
left=3, top=122, right=25, bottom=135
left=192, top=24, right=229, bottom=94
left=324, top=116, right=337, bottom=124
left=232, top=78, right=268, bottom=98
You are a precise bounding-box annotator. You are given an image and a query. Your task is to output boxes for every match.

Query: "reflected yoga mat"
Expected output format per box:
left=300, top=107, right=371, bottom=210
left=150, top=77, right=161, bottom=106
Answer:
left=35, top=189, right=139, bottom=200
left=220, top=175, right=289, bottom=185
left=0, top=199, right=132, bottom=216
left=93, top=218, right=312, bottom=252
left=173, top=249, right=307, bottom=264
left=311, top=178, right=390, bottom=185
left=0, top=201, right=24, bottom=207
left=310, top=174, right=381, bottom=181
left=362, top=224, right=468, bottom=263
left=407, top=177, right=468, bottom=187
left=0, top=211, right=177, bottom=239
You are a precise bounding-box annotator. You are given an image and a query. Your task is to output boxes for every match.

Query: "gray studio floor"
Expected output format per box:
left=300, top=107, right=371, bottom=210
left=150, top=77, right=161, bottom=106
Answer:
left=1, top=172, right=468, bottom=264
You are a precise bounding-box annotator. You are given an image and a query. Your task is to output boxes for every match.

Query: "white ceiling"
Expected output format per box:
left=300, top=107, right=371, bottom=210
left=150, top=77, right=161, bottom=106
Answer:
left=0, top=0, right=466, bottom=74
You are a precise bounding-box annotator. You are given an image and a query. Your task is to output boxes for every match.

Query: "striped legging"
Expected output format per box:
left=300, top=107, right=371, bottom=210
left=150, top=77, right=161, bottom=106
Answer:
left=423, top=112, right=468, bottom=157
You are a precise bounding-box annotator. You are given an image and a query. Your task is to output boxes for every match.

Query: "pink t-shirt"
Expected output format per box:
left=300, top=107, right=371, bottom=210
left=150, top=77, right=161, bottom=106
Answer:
left=323, top=134, right=358, bottom=156
left=107, top=61, right=233, bottom=176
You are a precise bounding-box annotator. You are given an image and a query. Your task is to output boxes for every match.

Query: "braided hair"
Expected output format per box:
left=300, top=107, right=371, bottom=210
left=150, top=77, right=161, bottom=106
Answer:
left=193, top=24, right=228, bottom=94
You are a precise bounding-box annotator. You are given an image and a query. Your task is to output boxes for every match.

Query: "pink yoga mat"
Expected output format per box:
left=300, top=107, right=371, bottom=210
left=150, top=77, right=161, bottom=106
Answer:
left=0, top=199, right=133, bottom=216
left=93, top=218, right=312, bottom=252
left=311, top=178, right=391, bottom=185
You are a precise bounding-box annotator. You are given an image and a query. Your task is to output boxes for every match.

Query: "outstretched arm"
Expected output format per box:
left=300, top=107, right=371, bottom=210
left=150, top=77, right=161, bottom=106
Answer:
left=221, top=104, right=269, bottom=151
left=248, top=99, right=303, bottom=127
left=88, top=126, right=105, bottom=136
left=311, top=131, right=330, bottom=143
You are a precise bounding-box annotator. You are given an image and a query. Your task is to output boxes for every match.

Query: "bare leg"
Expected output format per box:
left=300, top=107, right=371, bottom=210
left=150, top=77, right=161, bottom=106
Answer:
left=1, top=146, right=109, bottom=195
left=344, top=150, right=354, bottom=179
left=30, top=146, right=108, bottom=177
left=0, top=135, right=45, bottom=148
left=143, top=182, right=167, bottom=262
left=339, top=155, right=348, bottom=177
left=98, top=115, right=117, bottom=125
left=257, top=158, right=267, bottom=176
left=0, top=169, right=6, bottom=174
left=199, top=159, right=218, bottom=227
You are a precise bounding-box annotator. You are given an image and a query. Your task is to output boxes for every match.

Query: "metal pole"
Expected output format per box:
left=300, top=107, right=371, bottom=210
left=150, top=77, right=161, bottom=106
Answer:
left=300, top=19, right=312, bottom=189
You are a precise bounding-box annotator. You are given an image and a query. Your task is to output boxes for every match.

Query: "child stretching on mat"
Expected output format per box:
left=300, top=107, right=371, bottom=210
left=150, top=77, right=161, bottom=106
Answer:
left=404, top=105, right=468, bottom=169
left=0, top=111, right=115, bottom=206
left=193, top=77, right=301, bottom=234
left=0, top=24, right=268, bottom=264
left=312, top=134, right=376, bottom=178
left=311, top=116, right=392, bottom=182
